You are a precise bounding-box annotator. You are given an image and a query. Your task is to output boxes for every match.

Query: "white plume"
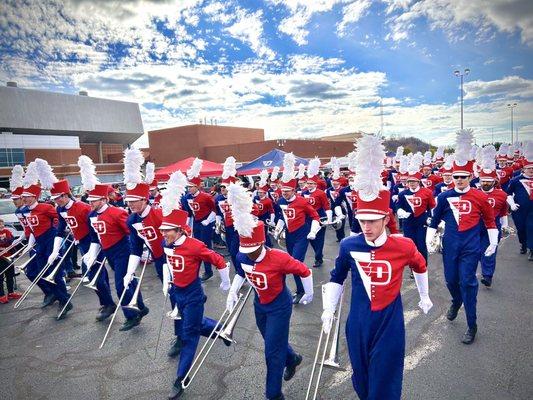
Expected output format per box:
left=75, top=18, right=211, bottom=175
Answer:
left=123, top=148, right=144, bottom=186
left=524, top=140, right=533, bottom=161
left=398, top=155, right=410, bottom=175
left=395, top=146, right=404, bottom=161
left=227, top=182, right=256, bottom=238
left=470, top=145, right=480, bottom=162
left=270, top=166, right=280, bottom=181
left=296, top=163, right=306, bottom=179
left=408, top=153, right=423, bottom=175
left=443, top=154, right=454, bottom=170
left=35, top=158, right=59, bottom=189
left=330, top=157, right=340, bottom=180
left=423, top=151, right=432, bottom=166
left=480, top=145, right=497, bottom=171
left=78, top=155, right=99, bottom=191
left=145, top=162, right=155, bottom=184
left=454, top=129, right=474, bottom=166
left=9, top=165, right=24, bottom=192
left=222, top=156, right=237, bottom=179
left=353, top=134, right=385, bottom=201
left=434, top=146, right=445, bottom=160
left=474, top=145, right=483, bottom=166
left=507, top=143, right=515, bottom=158
left=498, top=143, right=509, bottom=158
left=281, top=152, right=296, bottom=182
left=258, top=169, right=269, bottom=187
left=307, top=157, right=321, bottom=177
left=187, top=157, right=203, bottom=179
left=160, top=170, right=187, bottom=216
left=23, top=162, right=39, bottom=188
left=347, top=151, right=357, bottom=173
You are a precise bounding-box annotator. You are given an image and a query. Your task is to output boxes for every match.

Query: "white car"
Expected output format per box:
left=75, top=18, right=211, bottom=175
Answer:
left=0, top=198, right=25, bottom=239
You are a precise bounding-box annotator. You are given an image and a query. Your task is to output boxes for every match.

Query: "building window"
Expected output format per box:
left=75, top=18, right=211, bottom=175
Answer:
left=0, top=148, right=25, bottom=167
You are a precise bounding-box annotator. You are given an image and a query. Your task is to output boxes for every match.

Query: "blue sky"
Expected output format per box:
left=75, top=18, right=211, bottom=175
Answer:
left=1, top=0, right=532, bottom=148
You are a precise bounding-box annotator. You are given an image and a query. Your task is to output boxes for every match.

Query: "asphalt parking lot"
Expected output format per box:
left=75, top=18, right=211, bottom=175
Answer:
left=0, top=226, right=531, bottom=400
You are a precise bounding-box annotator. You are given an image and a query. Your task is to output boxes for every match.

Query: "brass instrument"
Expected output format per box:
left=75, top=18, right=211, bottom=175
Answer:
left=42, top=236, right=75, bottom=284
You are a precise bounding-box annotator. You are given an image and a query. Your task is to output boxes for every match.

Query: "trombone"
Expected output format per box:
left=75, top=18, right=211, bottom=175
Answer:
left=57, top=256, right=107, bottom=320
left=99, top=255, right=149, bottom=349
left=13, top=234, right=74, bottom=309
left=305, top=284, right=345, bottom=400
left=0, top=242, right=33, bottom=276
left=0, top=236, right=24, bottom=258
left=84, top=255, right=106, bottom=291
left=182, top=286, right=253, bottom=390
left=42, top=236, right=76, bottom=284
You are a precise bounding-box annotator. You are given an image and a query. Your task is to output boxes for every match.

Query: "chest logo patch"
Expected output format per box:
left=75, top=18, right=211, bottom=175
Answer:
left=65, top=216, right=78, bottom=228
left=91, top=220, right=107, bottom=234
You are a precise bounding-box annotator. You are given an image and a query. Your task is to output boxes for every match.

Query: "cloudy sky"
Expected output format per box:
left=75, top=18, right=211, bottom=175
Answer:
left=1, top=0, right=532, bottom=148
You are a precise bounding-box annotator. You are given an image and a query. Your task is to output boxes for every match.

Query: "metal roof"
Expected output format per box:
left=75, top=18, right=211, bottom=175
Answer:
left=0, top=86, right=143, bottom=145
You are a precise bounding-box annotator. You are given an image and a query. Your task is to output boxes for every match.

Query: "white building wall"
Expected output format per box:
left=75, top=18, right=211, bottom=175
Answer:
left=0, top=132, right=80, bottom=149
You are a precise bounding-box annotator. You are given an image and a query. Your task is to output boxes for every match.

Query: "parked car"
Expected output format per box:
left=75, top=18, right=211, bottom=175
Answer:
left=0, top=199, right=25, bottom=238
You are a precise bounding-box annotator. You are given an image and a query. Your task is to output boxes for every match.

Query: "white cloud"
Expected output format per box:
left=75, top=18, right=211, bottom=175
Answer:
left=225, top=8, right=275, bottom=59
left=464, top=76, right=533, bottom=100
left=337, top=0, right=372, bottom=37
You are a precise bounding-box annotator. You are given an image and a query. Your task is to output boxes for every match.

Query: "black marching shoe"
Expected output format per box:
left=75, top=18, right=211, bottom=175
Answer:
left=528, top=250, right=533, bottom=261
left=292, top=292, right=304, bottom=305
left=119, top=318, right=140, bottom=331
left=96, top=305, right=116, bottom=322
left=461, top=325, right=477, bottom=345
left=200, top=271, right=213, bottom=282
left=168, top=378, right=184, bottom=400
left=313, top=259, right=323, bottom=268
left=167, top=337, right=183, bottom=358
left=269, top=395, right=285, bottom=400
left=446, top=304, right=461, bottom=321
left=520, top=244, right=527, bottom=254
left=41, top=294, right=57, bottom=308
left=480, top=276, right=492, bottom=287
left=57, top=302, right=73, bottom=320
left=284, top=354, right=302, bottom=381
left=138, top=305, right=150, bottom=321
left=67, top=271, right=82, bottom=279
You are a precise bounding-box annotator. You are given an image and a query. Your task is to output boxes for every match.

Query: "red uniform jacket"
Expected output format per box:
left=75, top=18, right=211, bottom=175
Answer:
left=89, top=204, right=130, bottom=250
left=27, top=202, right=57, bottom=238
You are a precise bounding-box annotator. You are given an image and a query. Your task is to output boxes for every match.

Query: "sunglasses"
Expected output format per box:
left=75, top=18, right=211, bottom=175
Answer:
left=452, top=175, right=468, bottom=180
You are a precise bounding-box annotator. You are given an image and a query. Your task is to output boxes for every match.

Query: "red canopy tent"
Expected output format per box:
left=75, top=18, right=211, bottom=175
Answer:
left=154, top=157, right=223, bottom=181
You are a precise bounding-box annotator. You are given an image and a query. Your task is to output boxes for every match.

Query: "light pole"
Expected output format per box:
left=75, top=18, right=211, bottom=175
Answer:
left=454, top=68, right=470, bottom=129
left=507, top=103, right=517, bottom=144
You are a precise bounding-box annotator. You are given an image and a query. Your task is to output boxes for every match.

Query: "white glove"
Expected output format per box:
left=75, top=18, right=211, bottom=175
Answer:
left=269, top=213, right=276, bottom=226
left=218, top=262, right=231, bottom=291
left=321, top=282, right=343, bottom=334
left=392, top=195, right=398, bottom=202
left=307, top=220, right=321, bottom=240
left=413, top=271, right=433, bottom=314
left=27, top=233, right=35, bottom=249
left=507, top=195, right=519, bottom=211
left=215, top=216, right=222, bottom=234
left=425, top=227, right=437, bottom=250
left=397, top=209, right=411, bottom=219
left=484, top=228, right=499, bottom=256
left=299, top=273, right=314, bottom=304
left=274, top=219, right=285, bottom=239
left=500, top=215, right=509, bottom=229
left=226, top=274, right=245, bottom=311
left=334, top=206, right=345, bottom=219
left=162, top=263, right=171, bottom=297
left=325, top=209, right=333, bottom=224
left=202, top=211, right=216, bottom=226
left=82, top=243, right=100, bottom=268
left=124, top=254, right=140, bottom=287
left=47, top=236, right=63, bottom=265
left=201, top=219, right=209, bottom=226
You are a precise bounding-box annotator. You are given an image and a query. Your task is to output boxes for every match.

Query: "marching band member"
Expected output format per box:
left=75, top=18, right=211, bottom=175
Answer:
left=80, top=155, right=150, bottom=332
left=421, top=151, right=442, bottom=189
left=477, top=145, right=509, bottom=287
left=397, top=155, right=436, bottom=263
left=10, top=166, right=31, bottom=241
left=295, top=163, right=307, bottom=195
left=496, top=144, right=513, bottom=191
left=433, top=155, right=455, bottom=196
left=433, top=146, right=445, bottom=171
left=321, top=134, right=432, bottom=400
left=326, top=158, right=347, bottom=241
left=253, top=170, right=276, bottom=248
left=22, top=160, right=71, bottom=314
left=269, top=166, right=282, bottom=203
left=50, top=176, right=116, bottom=321
left=145, top=163, right=162, bottom=208
left=0, top=218, right=21, bottom=303
left=387, top=146, right=404, bottom=188
left=426, top=130, right=497, bottom=344
left=390, top=154, right=409, bottom=208
left=159, top=170, right=231, bottom=399
left=183, top=158, right=217, bottom=281
left=227, top=182, right=313, bottom=400
left=506, top=141, right=533, bottom=260
left=274, top=153, right=320, bottom=303
left=302, top=157, right=331, bottom=268
left=214, top=157, right=240, bottom=270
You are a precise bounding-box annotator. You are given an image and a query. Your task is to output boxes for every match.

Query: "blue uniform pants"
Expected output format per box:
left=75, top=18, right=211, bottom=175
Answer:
left=442, top=236, right=479, bottom=328
left=103, top=238, right=145, bottom=320
left=286, top=224, right=310, bottom=294
left=403, top=222, right=428, bottom=262
left=258, top=216, right=273, bottom=248
left=335, top=217, right=346, bottom=241
left=169, top=281, right=218, bottom=378
left=79, top=236, right=114, bottom=307
left=193, top=221, right=214, bottom=274
left=511, top=207, right=533, bottom=249
left=153, top=255, right=180, bottom=337
left=309, top=225, right=326, bottom=262
left=225, top=226, right=240, bottom=272
left=254, top=289, right=297, bottom=399
left=346, top=295, right=405, bottom=400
